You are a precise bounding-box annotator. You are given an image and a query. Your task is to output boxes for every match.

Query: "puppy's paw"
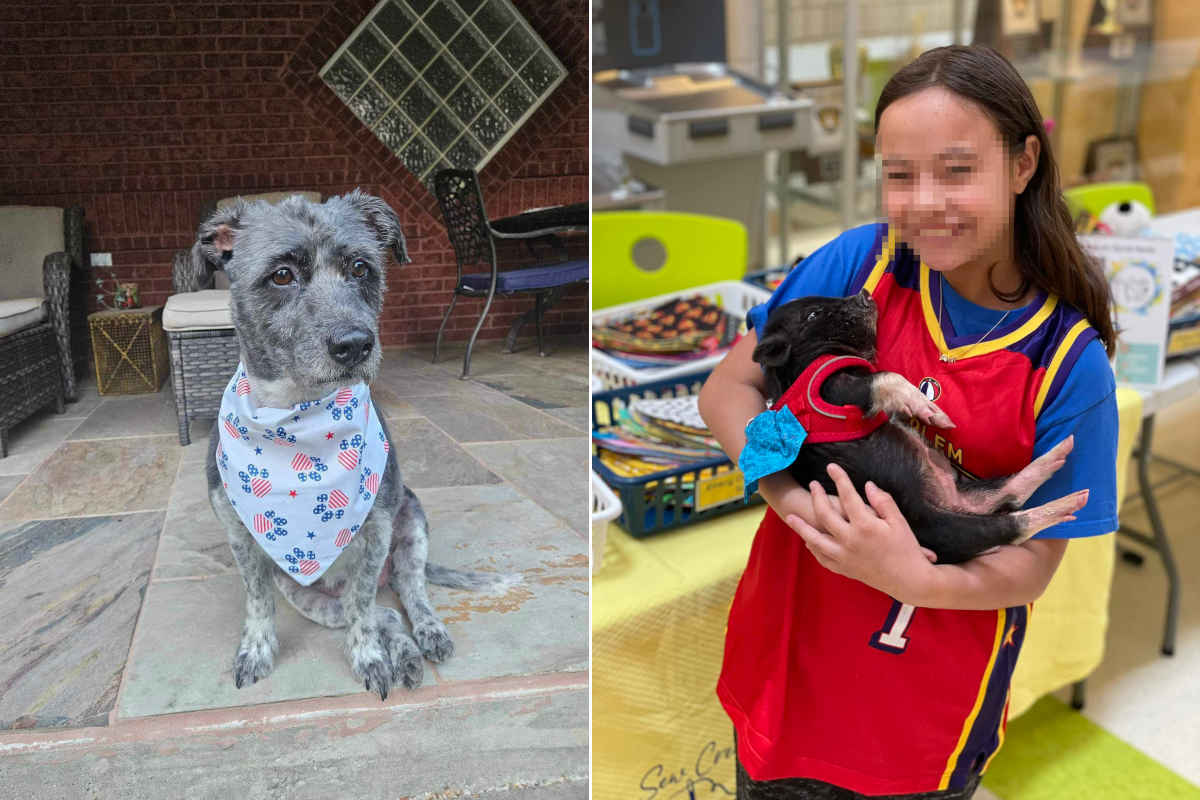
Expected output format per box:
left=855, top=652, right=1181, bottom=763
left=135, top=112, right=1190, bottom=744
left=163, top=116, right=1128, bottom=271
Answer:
left=233, top=628, right=278, bottom=688
left=413, top=619, right=455, bottom=663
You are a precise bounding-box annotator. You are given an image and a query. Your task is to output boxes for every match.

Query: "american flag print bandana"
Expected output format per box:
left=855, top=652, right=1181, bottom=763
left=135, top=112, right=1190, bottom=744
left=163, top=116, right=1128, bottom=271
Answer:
left=216, top=362, right=390, bottom=586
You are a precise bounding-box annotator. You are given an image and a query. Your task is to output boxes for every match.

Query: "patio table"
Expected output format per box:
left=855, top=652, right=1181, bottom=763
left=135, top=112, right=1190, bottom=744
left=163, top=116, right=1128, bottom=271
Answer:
left=487, top=202, right=588, bottom=352
left=489, top=202, right=588, bottom=237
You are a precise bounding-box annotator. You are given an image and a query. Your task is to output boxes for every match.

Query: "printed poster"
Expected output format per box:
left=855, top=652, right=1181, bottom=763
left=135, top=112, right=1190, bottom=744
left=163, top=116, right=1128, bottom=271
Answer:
left=1079, top=234, right=1174, bottom=389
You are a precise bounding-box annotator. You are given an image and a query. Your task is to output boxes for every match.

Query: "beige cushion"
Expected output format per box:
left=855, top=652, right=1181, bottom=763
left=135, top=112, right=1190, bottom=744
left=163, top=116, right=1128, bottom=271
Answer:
left=0, top=206, right=64, bottom=302
left=163, top=289, right=234, bottom=331
left=216, top=191, right=321, bottom=209
left=0, top=297, right=47, bottom=337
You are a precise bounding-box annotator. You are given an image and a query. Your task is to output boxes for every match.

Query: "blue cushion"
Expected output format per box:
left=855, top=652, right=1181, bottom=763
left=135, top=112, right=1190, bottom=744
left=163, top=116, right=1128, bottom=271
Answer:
left=460, top=259, right=588, bottom=293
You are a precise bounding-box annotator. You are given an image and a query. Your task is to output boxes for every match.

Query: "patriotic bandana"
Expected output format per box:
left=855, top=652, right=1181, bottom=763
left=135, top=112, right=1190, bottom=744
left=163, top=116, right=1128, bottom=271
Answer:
left=215, top=362, right=390, bottom=586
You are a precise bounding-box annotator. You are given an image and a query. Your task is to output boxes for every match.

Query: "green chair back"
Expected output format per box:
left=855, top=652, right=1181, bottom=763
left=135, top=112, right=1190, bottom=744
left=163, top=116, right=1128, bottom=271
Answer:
left=591, top=211, right=747, bottom=309
left=1063, top=181, right=1156, bottom=219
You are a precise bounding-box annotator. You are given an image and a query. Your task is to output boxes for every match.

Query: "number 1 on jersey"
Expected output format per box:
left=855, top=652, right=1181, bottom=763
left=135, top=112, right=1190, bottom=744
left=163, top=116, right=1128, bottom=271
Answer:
left=869, top=600, right=916, bottom=653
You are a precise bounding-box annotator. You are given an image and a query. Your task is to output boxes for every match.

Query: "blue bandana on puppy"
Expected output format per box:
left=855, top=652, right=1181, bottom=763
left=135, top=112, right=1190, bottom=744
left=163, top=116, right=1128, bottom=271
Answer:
left=216, top=363, right=389, bottom=585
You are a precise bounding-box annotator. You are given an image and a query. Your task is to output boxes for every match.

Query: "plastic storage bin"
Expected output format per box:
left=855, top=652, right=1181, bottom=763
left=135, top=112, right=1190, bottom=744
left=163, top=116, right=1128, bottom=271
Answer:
left=591, top=370, right=763, bottom=537
left=591, top=281, right=771, bottom=390
left=591, top=471, right=621, bottom=570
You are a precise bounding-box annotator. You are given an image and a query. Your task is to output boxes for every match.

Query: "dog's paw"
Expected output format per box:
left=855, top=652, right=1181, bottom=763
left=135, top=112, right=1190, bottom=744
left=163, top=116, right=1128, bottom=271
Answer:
left=376, top=606, right=425, bottom=689
left=388, top=632, right=425, bottom=690
left=413, top=619, right=455, bottom=663
left=349, top=628, right=396, bottom=701
left=232, top=629, right=278, bottom=688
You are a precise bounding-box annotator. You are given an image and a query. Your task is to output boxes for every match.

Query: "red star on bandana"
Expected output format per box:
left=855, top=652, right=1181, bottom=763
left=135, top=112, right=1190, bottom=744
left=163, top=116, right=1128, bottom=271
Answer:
left=289, top=490, right=297, bottom=498
left=326, top=432, right=335, bottom=440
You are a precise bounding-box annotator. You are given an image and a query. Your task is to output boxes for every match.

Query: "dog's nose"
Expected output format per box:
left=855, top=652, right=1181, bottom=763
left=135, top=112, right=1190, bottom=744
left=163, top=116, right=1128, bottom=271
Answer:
left=328, top=328, right=374, bottom=368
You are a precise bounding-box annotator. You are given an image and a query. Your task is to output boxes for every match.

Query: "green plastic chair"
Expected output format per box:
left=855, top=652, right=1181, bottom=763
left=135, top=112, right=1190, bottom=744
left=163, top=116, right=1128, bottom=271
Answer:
left=1063, top=181, right=1156, bottom=219
left=591, top=211, right=747, bottom=309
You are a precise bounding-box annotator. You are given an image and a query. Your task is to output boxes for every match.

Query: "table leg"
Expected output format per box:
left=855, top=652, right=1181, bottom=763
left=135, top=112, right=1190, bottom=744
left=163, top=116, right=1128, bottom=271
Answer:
left=505, top=286, right=569, bottom=355
left=1117, top=415, right=1180, bottom=656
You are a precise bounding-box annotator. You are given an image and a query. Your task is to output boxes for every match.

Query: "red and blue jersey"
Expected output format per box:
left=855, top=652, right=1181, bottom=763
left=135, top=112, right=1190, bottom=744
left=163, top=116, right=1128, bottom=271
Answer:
left=718, top=223, right=1118, bottom=795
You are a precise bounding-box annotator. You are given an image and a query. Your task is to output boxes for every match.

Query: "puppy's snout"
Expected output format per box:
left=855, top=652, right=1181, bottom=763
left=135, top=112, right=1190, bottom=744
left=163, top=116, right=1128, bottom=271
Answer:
left=328, top=328, right=374, bottom=368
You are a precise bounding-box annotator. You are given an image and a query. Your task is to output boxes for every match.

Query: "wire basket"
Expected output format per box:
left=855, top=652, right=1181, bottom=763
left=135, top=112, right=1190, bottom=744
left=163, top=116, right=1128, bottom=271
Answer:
left=591, top=281, right=772, bottom=390
left=592, top=370, right=763, bottom=537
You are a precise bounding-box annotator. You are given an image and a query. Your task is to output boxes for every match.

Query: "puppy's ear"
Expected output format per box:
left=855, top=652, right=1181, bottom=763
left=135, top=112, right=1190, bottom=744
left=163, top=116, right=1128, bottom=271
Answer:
left=344, top=189, right=411, bottom=265
left=752, top=330, right=792, bottom=369
left=195, top=200, right=245, bottom=267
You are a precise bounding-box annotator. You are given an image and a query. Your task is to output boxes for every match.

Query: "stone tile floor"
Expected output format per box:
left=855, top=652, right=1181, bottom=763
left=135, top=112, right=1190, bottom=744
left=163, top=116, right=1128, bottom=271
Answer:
left=0, top=337, right=589, bottom=799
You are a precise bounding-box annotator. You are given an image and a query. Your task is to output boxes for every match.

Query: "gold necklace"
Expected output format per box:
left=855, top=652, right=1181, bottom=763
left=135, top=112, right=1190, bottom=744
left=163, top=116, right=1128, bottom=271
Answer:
left=937, top=273, right=1013, bottom=364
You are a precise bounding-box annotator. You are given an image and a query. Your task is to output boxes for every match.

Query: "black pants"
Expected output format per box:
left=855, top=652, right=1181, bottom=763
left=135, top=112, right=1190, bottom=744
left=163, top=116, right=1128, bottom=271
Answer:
left=733, top=733, right=981, bottom=800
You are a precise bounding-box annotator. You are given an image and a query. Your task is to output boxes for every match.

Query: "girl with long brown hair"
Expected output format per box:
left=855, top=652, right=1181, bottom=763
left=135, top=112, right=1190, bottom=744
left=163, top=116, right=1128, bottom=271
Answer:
left=698, top=44, right=1119, bottom=799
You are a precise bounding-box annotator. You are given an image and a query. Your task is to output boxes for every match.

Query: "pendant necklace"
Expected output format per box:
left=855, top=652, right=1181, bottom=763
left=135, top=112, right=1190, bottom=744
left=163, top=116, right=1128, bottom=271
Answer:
left=937, top=273, right=1012, bottom=364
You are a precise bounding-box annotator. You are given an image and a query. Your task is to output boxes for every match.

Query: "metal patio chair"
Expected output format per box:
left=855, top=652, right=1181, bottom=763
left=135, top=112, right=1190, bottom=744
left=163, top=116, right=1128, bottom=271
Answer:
left=431, top=169, right=587, bottom=378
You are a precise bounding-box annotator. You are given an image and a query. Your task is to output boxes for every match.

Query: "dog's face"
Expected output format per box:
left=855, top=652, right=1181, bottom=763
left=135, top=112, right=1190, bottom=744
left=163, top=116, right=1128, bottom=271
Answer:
left=753, top=290, right=879, bottom=401
left=194, top=190, right=409, bottom=399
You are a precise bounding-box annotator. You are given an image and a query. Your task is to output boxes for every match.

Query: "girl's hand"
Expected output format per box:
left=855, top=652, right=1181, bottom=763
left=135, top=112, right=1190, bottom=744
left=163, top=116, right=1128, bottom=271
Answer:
left=785, top=463, right=937, bottom=603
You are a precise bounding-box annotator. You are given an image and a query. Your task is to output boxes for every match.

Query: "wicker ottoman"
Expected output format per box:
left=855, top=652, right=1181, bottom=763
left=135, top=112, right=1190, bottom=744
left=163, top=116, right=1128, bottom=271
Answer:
left=0, top=323, right=65, bottom=457
left=163, top=289, right=241, bottom=446
left=166, top=328, right=241, bottom=445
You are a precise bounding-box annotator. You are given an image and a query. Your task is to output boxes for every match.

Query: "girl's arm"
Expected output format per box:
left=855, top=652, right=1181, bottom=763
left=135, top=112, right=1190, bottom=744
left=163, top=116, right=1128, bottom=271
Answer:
left=793, top=465, right=1070, bottom=610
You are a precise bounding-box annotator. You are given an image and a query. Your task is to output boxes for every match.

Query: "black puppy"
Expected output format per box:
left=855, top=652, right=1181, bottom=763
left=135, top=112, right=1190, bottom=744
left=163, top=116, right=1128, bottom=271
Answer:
left=752, top=290, right=1087, bottom=564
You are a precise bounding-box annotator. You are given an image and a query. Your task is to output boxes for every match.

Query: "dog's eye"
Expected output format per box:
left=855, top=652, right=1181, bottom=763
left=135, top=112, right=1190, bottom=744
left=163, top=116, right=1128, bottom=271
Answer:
left=351, top=259, right=368, bottom=278
left=271, top=268, right=295, bottom=286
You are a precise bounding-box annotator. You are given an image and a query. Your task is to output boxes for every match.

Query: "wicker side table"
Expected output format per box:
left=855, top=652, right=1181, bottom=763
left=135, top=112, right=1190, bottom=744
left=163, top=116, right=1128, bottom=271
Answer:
left=88, top=306, right=169, bottom=395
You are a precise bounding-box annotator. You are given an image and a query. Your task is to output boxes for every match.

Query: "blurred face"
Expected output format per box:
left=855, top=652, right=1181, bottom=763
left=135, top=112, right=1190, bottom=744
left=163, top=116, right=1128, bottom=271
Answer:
left=876, top=86, right=1038, bottom=280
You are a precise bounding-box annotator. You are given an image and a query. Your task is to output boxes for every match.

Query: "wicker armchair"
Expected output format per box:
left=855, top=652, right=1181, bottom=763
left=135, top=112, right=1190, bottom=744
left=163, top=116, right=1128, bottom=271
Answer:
left=164, top=191, right=321, bottom=445
left=0, top=205, right=89, bottom=456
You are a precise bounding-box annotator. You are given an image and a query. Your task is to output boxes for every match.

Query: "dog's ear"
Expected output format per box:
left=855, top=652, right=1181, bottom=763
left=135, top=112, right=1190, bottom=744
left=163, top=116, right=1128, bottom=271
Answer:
left=752, top=330, right=792, bottom=370
left=195, top=200, right=245, bottom=268
left=343, top=189, right=410, bottom=265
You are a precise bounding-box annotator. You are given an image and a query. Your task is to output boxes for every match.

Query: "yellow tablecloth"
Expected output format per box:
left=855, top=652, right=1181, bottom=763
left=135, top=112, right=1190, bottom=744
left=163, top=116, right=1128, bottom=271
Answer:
left=592, top=388, right=1142, bottom=800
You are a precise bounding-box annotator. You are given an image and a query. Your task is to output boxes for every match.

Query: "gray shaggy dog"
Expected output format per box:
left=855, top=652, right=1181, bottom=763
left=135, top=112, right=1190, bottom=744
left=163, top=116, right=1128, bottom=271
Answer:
left=196, top=191, right=514, bottom=700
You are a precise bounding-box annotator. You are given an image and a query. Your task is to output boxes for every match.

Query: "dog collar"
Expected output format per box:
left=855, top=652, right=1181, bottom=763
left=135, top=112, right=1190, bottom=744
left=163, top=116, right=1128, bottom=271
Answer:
left=739, top=354, right=887, bottom=500
left=215, top=362, right=390, bottom=585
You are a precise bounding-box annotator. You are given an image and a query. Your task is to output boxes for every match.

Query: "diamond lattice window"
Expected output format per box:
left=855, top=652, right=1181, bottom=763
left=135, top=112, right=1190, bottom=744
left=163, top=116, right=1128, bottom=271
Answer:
left=322, top=0, right=567, bottom=183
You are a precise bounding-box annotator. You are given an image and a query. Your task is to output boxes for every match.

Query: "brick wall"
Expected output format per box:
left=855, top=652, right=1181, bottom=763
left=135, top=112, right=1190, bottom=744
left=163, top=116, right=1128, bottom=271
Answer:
left=0, top=0, right=588, bottom=347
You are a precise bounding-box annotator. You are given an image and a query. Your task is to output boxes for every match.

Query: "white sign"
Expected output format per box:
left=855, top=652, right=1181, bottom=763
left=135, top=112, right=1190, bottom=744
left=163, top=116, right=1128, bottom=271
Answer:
left=1079, top=234, right=1174, bottom=389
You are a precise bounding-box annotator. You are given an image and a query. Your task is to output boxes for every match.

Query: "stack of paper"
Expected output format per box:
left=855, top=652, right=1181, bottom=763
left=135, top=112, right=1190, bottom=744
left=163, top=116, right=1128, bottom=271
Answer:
left=593, top=395, right=724, bottom=479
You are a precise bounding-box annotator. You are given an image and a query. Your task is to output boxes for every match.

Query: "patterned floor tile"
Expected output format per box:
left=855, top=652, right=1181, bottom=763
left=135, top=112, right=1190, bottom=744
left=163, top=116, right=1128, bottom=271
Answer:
left=0, top=511, right=162, bottom=728
left=0, top=436, right=181, bottom=524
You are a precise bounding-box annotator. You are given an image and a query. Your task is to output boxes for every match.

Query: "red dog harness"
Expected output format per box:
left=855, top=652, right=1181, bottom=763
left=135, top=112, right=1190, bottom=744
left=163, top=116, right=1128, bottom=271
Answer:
left=772, top=353, right=888, bottom=442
